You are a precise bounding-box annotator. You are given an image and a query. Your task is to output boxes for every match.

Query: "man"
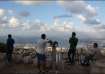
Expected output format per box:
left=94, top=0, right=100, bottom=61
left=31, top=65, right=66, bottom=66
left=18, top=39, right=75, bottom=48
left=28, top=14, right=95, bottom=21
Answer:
left=36, top=34, right=49, bottom=72
left=83, top=43, right=100, bottom=65
left=68, top=32, right=78, bottom=64
left=6, top=34, right=15, bottom=64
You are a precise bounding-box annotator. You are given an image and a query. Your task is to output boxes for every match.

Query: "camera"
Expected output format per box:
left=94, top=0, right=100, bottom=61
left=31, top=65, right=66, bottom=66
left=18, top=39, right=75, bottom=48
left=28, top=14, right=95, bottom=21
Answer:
left=48, top=40, right=58, bottom=47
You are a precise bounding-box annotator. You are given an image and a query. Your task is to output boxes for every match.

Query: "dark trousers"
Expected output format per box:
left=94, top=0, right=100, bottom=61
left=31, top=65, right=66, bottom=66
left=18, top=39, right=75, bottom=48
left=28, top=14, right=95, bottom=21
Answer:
left=83, top=54, right=95, bottom=65
left=6, top=50, right=13, bottom=63
left=36, top=53, right=46, bottom=70
left=68, top=49, right=76, bottom=64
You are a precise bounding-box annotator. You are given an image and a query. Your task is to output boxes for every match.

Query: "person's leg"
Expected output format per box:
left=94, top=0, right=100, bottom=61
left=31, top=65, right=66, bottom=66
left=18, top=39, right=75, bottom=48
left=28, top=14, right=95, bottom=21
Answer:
left=8, top=53, right=11, bottom=62
left=71, top=50, right=76, bottom=64
left=84, top=55, right=90, bottom=65
left=8, top=50, right=13, bottom=64
left=5, top=52, right=9, bottom=64
left=88, top=55, right=94, bottom=64
left=9, top=51, right=13, bottom=63
left=53, top=52, right=56, bottom=69
left=68, top=49, right=72, bottom=63
left=37, top=53, right=41, bottom=71
left=42, top=55, right=46, bottom=71
left=5, top=53, right=12, bottom=65
left=38, top=60, right=41, bottom=71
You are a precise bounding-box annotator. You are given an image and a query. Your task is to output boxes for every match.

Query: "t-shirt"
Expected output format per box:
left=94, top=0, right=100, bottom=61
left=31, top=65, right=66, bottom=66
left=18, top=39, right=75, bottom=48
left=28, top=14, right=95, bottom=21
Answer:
left=88, top=48, right=102, bottom=60
left=36, top=39, right=48, bottom=54
left=87, top=48, right=101, bottom=59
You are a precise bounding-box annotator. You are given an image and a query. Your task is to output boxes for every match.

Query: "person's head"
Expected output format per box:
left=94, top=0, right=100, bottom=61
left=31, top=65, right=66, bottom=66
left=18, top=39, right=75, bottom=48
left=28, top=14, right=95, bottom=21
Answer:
left=8, top=34, right=12, bottom=38
left=72, top=32, right=76, bottom=37
left=93, top=43, right=98, bottom=48
left=41, top=34, right=46, bottom=39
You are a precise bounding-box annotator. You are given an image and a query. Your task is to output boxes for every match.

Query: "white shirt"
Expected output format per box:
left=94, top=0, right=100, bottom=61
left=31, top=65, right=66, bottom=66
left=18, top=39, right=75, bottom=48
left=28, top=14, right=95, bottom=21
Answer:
left=36, top=39, right=48, bottom=54
left=85, top=47, right=103, bottom=60
left=87, top=47, right=101, bottom=57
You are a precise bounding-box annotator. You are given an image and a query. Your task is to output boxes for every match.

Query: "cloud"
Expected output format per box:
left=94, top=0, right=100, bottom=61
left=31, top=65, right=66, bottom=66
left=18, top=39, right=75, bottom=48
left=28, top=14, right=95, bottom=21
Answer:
left=77, top=15, right=87, bottom=22
left=0, top=8, right=29, bottom=30
left=93, top=25, right=105, bottom=31
left=0, top=9, right=16, bottom=29
left=7, top=9, right=16, bottom=15
left=58, top=0, right=96, bottom=17
left=77, top=15, right=100, bottom=25
left=0, top=17, right=8, bottom=25
left=0, top=9, right=6, bottom=17
left=40, top=24, right=50, bottom=32
left=0, top=8, right=21, bottom=29
left=0, top=14, right=104, bottom=40
left=45, top=24, right=105, bottom=40
left=21, top=19, right=74, bottom=36
left=18, top=11, right=30, bottom=17
left=0, top=16, right=24, bottom=29
left=53, top=14, right=72, bottom=19
left=9, top=17, right=20, bottom=28
left=0, top=8, right=15, bottom=17
left=58, top=0, right=100, bottom=26
left=21, top=19, right=50, bottom=32
left=15, top=0, right=53, bottom=5
left=84, top=18, right=100, bottom=25
left=15, top=0, right=95, bottom=20
left=51, top=20, right=74, bottom=32
left=86, top=5, right=96, bottom=17
left=0, top=1, right=104, bottom=40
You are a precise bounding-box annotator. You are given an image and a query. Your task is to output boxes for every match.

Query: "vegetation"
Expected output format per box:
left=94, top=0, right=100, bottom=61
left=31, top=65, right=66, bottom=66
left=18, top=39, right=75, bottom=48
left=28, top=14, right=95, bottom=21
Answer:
left=0, top=42, right=6, bottom=53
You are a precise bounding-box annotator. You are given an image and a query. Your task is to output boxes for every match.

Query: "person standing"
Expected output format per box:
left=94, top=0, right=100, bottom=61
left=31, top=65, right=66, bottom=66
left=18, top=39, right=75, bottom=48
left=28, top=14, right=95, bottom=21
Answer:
left=6, top=34, right=15, bottom=64
left=68, top=32, right=78, bottom=64
left=36, top=34, right=49, bottom=72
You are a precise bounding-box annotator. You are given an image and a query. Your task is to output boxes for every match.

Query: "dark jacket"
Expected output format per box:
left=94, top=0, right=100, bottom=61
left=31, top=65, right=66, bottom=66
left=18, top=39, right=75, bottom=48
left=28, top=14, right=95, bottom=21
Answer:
left=69, top=37, right=78, bottom=50
left=6, top=38, right=15, bottom=51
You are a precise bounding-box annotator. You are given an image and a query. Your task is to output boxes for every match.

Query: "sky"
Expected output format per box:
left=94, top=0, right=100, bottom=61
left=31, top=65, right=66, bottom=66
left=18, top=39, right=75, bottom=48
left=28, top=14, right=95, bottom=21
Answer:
left=0, top=0, right=105, bottom=40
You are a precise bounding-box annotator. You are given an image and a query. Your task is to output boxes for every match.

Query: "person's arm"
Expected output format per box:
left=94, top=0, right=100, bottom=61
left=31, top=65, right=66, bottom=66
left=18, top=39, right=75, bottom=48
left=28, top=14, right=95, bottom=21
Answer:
left=6, top=39, right=8, bottom=45
left=48, top=40, right=53, bottom=46
left=75, top=38, right=78, bottom=46
left=45, top=39, right=53, bottom=46
left=69, top=38, right=71, bottom=44
left=6, top=39, right=10, bottom=46
left=13, top=39, right=15, bottom=44
left=46, top=39, right=50, bottom=43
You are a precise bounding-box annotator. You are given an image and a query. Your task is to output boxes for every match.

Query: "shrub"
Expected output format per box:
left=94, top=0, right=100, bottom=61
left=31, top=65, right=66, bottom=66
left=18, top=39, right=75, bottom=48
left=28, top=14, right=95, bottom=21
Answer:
left=0, top=43, right=6, bottom=53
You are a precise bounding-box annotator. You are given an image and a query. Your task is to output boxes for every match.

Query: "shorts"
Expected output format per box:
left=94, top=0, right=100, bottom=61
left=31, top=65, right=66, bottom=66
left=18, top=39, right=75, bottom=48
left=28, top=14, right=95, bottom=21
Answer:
left=37, top=53, right=46, bottom=62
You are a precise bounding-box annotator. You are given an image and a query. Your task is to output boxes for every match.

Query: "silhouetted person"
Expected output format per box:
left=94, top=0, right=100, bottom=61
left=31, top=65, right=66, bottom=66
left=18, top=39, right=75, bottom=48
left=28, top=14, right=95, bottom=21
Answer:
left=36, top=34, right=49, bottom=72
left=6, top=34, right=15, bottom=64
left=68, top=32, right=78, bottom=64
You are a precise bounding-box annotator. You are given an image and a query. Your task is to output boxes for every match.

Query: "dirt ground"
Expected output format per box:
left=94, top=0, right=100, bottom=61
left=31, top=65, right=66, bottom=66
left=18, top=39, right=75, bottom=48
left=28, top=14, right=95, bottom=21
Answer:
left=0, top=59, right=90, bottom=74
left=0, top=53, right=105, bottom=74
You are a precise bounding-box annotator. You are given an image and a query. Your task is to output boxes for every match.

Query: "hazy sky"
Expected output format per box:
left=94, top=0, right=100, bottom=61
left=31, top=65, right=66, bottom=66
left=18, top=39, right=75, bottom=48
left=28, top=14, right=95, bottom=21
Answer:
left=0, top=0, right=105, bottom=39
